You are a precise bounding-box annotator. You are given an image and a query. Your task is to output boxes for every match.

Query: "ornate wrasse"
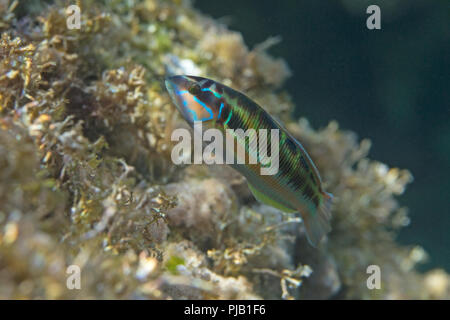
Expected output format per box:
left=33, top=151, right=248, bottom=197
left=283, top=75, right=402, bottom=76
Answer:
left=165, top=75, right=333, bottom=246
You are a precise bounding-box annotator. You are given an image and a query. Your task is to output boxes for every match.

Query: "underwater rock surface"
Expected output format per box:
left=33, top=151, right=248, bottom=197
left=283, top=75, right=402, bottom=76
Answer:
left=0, top=0, right=448, bottom=299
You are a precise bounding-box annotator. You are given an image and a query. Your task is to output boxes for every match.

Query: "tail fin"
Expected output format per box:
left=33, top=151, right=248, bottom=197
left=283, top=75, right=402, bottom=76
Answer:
left=300, top=191, right=333, bottom=247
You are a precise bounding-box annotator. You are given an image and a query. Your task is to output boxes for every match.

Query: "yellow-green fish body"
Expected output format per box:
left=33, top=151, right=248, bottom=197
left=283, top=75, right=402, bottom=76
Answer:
left=165, top=75, right=333, bottom=246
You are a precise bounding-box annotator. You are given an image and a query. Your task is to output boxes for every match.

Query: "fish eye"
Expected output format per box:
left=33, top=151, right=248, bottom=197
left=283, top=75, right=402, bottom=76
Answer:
left=188, top=83, right=201, bottom=95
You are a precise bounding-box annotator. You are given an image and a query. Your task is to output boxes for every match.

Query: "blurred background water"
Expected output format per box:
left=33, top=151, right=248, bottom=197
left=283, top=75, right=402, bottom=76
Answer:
left=195, top=0, right=450, bottom=272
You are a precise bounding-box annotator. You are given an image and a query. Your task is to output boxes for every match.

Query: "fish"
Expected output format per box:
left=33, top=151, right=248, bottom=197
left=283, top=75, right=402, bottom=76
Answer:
left=165, top=75, right=333, bottom=247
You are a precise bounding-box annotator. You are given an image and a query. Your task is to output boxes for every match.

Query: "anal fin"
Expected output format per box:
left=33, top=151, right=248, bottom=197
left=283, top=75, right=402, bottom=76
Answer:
left=247, top=183, right=296, bottom=213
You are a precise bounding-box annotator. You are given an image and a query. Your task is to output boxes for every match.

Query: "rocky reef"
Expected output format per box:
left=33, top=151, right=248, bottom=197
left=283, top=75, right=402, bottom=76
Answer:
left=0, top=0, right=448, bottom=299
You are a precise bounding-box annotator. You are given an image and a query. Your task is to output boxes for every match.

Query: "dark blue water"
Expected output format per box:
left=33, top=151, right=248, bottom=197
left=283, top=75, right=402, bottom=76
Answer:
left=196, top=0, right=450, bottom=272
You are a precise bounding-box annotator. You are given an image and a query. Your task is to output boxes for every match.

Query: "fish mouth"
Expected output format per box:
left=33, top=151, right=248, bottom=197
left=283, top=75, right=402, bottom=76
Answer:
left=165, top=75, right=187, bottom=90
left=164, top=76, right=186, bottom=111
left=165, top=75, right=204, bottom=92
left=164, top=76, right=179, bottom=96
left=165, top=75, right=197, bottom=124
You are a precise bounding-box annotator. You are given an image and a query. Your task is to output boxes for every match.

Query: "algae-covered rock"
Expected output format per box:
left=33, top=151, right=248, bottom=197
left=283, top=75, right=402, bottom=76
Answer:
left=0, top=0, right=448, bottom=299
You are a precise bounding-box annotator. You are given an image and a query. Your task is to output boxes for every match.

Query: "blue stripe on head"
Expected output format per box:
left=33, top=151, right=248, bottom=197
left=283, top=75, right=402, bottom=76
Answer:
left=218, top=102, right=224, bottom=119
left=182, top=100, right=197, bottom=121
left=187, top=109, right=198, bottom=121
left=176, top=87, right=216, bottom=122
left=201, top=87, right=222, bottom=98
left=193, top=96, right=213, bottom=121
